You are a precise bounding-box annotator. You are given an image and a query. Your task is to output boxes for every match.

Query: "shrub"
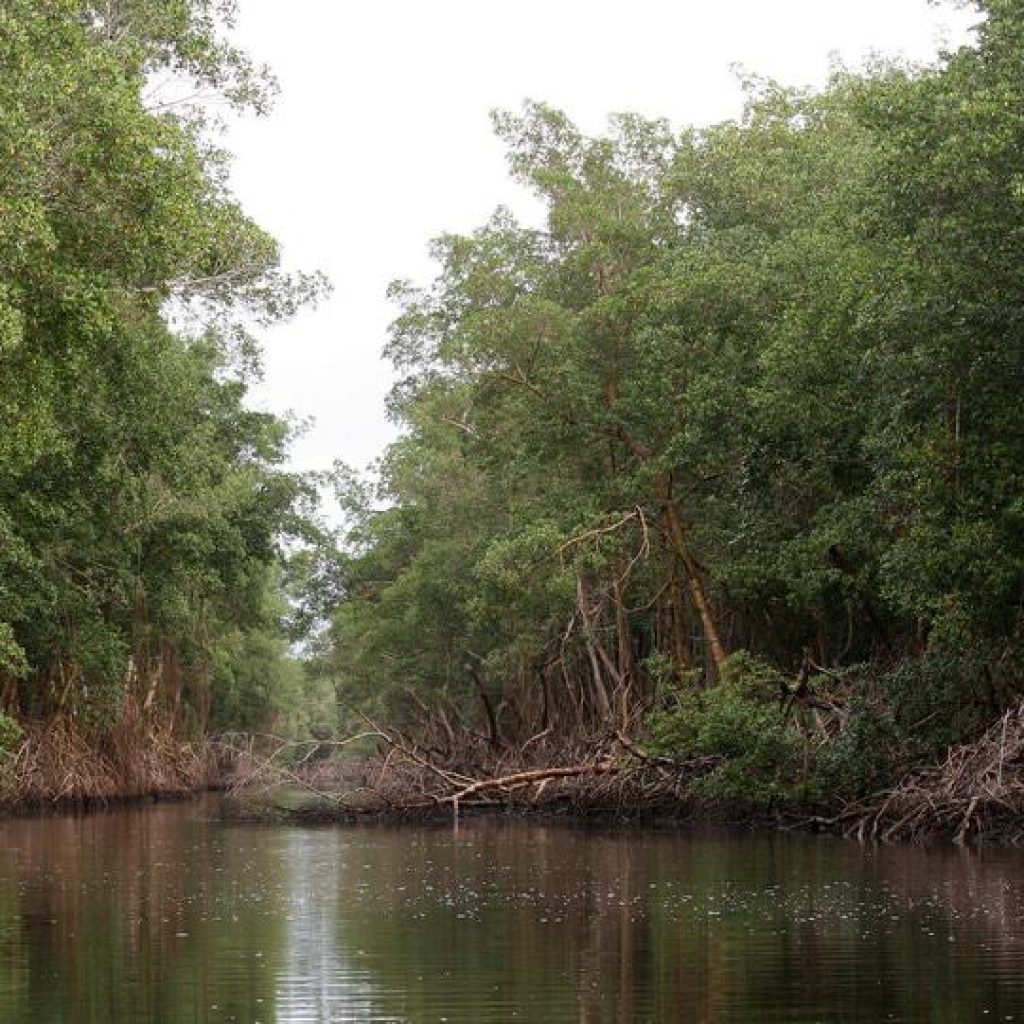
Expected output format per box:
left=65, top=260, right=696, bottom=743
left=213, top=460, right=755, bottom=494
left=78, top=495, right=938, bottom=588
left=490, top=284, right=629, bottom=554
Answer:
left=810, top=696, right=899, bottom=799
left=646, top=651, right=803, bottom=805
left=0, top=712, right=22, bottom=766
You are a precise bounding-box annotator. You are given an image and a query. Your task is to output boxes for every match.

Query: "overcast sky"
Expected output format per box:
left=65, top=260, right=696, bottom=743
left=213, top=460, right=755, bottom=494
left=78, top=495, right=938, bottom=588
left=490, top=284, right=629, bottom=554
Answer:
left=225, top=0, right=977, bottom=477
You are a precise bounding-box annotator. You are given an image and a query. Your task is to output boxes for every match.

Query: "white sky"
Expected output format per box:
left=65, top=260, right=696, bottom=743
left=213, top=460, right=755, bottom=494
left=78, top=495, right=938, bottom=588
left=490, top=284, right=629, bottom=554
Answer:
left=225, top=0, right=977, bottom=476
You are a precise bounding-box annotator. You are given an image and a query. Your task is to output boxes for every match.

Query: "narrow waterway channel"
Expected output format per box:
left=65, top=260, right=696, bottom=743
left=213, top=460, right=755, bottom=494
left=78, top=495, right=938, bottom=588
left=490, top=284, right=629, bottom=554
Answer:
left=0, top=800, right=1022, bottom=1022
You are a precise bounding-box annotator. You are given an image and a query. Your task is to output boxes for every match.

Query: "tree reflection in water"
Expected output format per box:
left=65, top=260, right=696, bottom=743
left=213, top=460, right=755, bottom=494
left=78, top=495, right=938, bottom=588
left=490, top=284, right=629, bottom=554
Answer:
left=0, top=807, right=1022, bottom=1021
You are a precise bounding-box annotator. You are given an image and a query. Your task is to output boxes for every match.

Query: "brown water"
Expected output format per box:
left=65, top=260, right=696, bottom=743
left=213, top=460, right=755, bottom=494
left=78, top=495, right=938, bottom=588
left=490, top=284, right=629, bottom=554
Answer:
left=0, top=801, right=1023, bottom=1022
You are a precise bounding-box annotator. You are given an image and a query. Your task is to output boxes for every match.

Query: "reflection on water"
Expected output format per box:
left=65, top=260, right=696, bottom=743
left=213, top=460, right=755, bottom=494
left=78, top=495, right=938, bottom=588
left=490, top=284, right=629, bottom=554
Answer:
left=276, top=832, right=379, bottom=1021
left=0, top=802, right=1023, bottom=1022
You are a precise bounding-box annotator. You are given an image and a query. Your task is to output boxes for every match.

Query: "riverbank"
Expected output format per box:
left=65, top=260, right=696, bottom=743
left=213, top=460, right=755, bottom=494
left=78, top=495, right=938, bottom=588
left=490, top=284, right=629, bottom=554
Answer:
left=218, top=704, right=1024, bottom=847
left=218, top=781, right=804, bottom=840
left=219, top=769, right=1024, bottom=846
left=0, top=707, right=226, bottom=812
left=7, top=700, right=1024, bottom=848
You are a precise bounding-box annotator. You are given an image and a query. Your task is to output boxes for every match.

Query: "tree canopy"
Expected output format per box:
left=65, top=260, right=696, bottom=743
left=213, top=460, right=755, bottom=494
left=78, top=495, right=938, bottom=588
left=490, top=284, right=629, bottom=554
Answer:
left=323, top=0, right=1024, bottom=796
left=0, top=0, right=329, bottom=739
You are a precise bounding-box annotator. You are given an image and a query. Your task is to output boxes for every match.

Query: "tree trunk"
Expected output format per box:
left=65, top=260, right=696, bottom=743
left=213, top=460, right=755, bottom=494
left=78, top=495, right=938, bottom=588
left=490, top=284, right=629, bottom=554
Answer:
left=661, top=498, right=726, bottom=672
left=470, top=668, right=502, bottom=749
left=667, top=565, right=692, bottom=679
left=577, top=576, right=614, bottom=724
left=604, top=409, right=727, bottom=675
left=612, top=568, right=635, bottom=689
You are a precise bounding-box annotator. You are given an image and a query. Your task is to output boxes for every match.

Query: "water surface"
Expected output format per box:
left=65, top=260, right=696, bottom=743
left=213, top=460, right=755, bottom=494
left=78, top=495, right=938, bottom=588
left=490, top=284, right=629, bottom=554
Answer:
left=0, top=801, right=1023, bottom=1022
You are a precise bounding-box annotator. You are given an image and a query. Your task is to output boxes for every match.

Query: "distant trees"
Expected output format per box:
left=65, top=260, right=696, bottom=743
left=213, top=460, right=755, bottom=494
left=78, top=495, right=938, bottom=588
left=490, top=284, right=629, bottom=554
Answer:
left=325, top=1, right=1024, bottom=792
left=0, top=0, right=327, bottom=738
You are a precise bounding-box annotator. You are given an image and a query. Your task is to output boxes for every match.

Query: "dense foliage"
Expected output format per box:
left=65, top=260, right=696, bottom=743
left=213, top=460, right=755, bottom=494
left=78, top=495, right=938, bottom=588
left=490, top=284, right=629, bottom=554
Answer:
left=0, top=0, right=329, bottom=741
left=325, top=0, right=1024, bottom=801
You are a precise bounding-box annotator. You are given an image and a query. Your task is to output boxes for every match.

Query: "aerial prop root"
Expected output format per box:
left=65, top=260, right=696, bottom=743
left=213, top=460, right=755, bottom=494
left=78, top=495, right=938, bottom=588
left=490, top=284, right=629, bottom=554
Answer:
left=806, top=702, right=1024, bottom=845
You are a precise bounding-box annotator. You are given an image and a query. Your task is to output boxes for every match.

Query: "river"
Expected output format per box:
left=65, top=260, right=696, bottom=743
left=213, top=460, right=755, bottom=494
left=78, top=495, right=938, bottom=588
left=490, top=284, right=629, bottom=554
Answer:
left=0, top=799, right=1022, bottom=1021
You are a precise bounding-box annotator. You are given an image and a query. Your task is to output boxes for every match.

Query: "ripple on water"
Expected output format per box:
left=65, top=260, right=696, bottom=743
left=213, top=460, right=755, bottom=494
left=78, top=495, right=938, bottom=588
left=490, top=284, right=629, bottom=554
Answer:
left=0, top=810, right=1023, bottom=1020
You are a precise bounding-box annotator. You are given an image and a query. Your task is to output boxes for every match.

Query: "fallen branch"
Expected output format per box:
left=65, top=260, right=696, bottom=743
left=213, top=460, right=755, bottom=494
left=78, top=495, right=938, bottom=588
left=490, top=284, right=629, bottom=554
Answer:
left=445, top=761, right=618, bottom=805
